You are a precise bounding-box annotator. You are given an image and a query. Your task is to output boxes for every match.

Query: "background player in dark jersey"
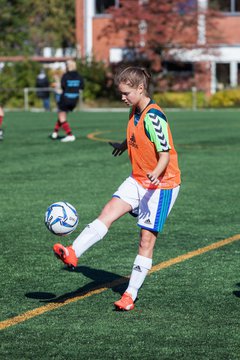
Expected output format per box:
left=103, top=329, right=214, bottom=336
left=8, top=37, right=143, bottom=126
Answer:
left=50, top=60, right=84, bottom=142
left=36, top=69, right=51, bottom=111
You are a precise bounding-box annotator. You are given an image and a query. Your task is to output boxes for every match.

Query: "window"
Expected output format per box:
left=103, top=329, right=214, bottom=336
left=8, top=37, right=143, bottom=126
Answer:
left=95, top=0, right=120, bottom=14
left=238, top=63, right=240, bottom=85
left=209, top=0, right=240, bottom=13
left=236, top=0, right=240, bottom=11
left=178, top=0, right=197, bottom=15
left=162, top=61, right=194, bottom=76
left=109, top=48, right=123, bottom=63
left=216, top=63, right=230, bottom=89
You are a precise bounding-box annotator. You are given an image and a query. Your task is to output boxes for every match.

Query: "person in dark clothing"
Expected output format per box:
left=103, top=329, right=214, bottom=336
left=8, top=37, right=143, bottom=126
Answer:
left=36, top=69, right=51, bottom=111
left=50, top=60, right=84, bottom=142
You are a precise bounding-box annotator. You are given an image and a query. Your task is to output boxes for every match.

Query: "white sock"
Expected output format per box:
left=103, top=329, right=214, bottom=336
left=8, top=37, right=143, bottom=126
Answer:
left=126, top=255, right=152, bottom=302
left=72, top=219, right=108, bottom=258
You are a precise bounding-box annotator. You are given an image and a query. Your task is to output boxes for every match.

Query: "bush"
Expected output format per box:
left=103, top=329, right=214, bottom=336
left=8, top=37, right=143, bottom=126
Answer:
left=77, top=58, right=115, bottom=101
left=1, top=59, right=240, bottom=109
left=0, top=58, right=114, bottom=108
left=153, top=91, right=207, bottom=109
left=0, top=61, right=45, bottom=108
left=153, top=89, right=240, bottom=109
left=208, top=89, right=240, bottom=108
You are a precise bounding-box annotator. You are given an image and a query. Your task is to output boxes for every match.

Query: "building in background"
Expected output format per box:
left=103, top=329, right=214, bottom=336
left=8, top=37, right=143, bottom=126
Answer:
left=75, top=0, right=240, bottom=94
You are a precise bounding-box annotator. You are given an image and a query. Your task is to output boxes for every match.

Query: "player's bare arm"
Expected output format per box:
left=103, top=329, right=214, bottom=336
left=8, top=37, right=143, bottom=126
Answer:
left=147, top=151, right=170, bottom=185
left=109, top=139, right=128, bottom=156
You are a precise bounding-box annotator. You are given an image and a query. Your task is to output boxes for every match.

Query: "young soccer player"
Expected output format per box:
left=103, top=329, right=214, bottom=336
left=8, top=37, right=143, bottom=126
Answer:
left=50, top=60, right=84, bottom=142
left=53, top=66, right=181, bottom=310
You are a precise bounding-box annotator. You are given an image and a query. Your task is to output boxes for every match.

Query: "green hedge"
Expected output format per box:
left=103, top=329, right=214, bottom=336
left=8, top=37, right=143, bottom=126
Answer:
left=0, top=61, right=41, bottom=108
left=0, top=59, right=240, bottom=109
left=0, top=59, right=114, bottom=108
left=77, top=58, right=115, bottom=101
left=208, top=89, right=240, bottom=108
left=153, top=91, right=206, bottom=109
left=153, top=89, right=240, bottom=109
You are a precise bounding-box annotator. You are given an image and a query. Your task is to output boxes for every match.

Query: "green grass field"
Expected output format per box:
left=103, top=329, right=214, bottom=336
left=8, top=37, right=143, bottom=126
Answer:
left=0, top=109, right=239, bottom=359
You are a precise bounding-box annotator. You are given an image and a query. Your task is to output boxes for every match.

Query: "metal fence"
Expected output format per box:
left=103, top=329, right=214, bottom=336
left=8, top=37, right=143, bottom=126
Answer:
left=1, top=87, right=199, bottom=111
left=0, top=88, right=83, bottom=111
left=23, top=88, right=83, bottom=111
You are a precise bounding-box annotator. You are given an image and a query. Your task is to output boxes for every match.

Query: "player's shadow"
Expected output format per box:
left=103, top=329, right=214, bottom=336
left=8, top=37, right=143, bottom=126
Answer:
left=233, top=283, right=240, bottom=298
left=25, top=266, right=129, bottom=303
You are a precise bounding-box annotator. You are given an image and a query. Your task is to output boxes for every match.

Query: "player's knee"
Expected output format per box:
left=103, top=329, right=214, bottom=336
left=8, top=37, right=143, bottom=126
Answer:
left=139, top=234, right=153, bottom=251
left=139, top=230, right=157, bottom=253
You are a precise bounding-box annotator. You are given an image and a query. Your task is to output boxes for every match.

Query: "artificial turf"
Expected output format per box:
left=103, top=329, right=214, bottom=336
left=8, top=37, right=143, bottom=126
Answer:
left=0, top=109, right=239, bottom=359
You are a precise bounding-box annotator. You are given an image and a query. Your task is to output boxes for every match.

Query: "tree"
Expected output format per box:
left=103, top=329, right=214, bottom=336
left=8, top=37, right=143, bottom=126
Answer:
left=101, top=0, right=222, bottom=72
left=0, top=0, right=30, bottom=55
left=0, top=0, right=75, bottom=56
left=26, top=0, right=76, bottom=55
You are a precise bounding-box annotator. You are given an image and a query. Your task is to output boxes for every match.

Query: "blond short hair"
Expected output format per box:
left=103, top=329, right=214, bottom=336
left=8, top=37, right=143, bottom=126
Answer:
left=66, top=60, right=77, bottom=71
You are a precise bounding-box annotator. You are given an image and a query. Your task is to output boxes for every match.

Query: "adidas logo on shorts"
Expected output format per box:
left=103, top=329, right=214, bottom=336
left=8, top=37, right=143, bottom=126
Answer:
left=144, top=219, right=152, bottom=224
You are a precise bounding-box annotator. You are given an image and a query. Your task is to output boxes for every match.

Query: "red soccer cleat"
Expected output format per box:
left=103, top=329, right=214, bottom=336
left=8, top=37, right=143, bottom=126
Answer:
left=114, top=292, right=135, bottom=311
left=53, top=243, right=78, bottom=269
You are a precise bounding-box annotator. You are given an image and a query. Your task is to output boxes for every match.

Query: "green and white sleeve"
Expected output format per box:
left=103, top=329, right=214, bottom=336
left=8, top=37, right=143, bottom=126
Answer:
left=144, top=113, right=171, bottom=152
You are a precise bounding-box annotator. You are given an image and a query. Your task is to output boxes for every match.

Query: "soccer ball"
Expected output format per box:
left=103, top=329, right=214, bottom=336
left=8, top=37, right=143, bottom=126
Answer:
left=44, top=201, right=79, bottom=236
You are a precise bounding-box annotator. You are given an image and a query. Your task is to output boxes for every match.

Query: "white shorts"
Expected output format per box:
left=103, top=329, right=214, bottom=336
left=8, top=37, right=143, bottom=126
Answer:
left=113, top=176, right=180, bottom=232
